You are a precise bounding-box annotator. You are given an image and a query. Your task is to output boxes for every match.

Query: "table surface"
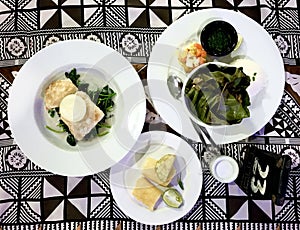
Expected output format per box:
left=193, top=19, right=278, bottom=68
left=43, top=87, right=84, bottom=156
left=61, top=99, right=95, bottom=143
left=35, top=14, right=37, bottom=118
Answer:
left=0, top=1, right=300, bottom=230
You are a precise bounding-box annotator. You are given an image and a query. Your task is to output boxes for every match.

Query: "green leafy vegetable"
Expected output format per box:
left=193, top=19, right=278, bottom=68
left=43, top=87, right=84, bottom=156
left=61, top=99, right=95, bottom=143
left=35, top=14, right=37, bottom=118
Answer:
left=47, top=68, right=116, bottom=146
left=65, top=68, right=80, bottom=87
left=185, top=63, right=251, bottom=125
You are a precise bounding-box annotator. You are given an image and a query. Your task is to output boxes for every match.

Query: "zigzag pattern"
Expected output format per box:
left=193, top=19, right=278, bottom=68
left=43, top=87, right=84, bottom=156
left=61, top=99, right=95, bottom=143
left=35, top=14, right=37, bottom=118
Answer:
left=0, top=202, right=18, bottom=223
left=0, top=0, right=15, bottom=10
left=204, top=172, right=226, bottom=196
left=262, top=11, right=279, bottom=28
left=0, top=177, right=19, bottom=198
left=18, top=0, right=33, bottom=9
left=20, top=177, right=42, bottom=199
left=105, top=7, right=126, bottom=27
left=275, top=200, right=296, bottom=221
left=184, top=200, right=203, bottom=220
left=90, top=196, right=111, bottom=218
left=17, top=11, right=38, bottom=30
left=84, top=8, right=104, bottom=27
left=19, top=202, right=40, bottom=223
left=92, top=171, right=110, bottom=194
left=205, top=199, right=226, bottom=220
left=0, top=13, right=15, bottom=31
left=279, top=10, right=300, bottom=29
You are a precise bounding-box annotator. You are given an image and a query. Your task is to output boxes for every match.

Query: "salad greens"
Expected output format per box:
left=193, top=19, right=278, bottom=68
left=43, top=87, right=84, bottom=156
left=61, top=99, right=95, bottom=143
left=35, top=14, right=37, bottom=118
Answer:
left=47, top=68, right=116, bottom=146
left=185, top=63, right=251, bottom=125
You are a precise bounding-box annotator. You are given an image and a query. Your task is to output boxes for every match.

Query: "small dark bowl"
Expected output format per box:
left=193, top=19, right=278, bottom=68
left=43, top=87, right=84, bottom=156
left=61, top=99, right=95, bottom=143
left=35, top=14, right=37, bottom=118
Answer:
left=200, top=20, right=238, bottom=56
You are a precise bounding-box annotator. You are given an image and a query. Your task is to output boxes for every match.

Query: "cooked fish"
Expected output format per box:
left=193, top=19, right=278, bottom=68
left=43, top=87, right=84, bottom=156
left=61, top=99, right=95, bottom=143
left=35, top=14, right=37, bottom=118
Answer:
left=44, top=79, right=78, bottom=109
left=60, top=91, right=104, bottom=141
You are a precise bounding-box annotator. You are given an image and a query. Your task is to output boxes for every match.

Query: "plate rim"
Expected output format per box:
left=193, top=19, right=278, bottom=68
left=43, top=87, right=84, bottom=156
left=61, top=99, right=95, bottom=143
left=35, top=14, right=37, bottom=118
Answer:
left=8, top=39, right=146, bottom=176
left=147, top=8, right=285, bottom=144
left=110, top=130, right=203, bottom=225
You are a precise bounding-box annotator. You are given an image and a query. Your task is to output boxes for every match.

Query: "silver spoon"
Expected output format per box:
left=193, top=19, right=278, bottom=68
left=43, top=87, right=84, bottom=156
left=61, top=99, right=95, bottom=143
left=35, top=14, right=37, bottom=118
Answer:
left=166, top=73, right=221, bottom=155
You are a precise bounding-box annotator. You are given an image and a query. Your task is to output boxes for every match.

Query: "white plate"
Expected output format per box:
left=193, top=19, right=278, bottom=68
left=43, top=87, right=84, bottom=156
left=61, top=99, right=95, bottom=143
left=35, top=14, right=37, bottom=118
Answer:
left=110, top=131, right=203, bottom=225
left=8, top=40, right=146, bottom=176
left=147, top=9, right=285, bottom=144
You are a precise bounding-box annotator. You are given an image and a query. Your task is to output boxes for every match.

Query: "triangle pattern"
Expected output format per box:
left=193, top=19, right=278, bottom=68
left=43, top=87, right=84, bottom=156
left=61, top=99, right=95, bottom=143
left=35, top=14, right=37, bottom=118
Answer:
left=205, top=199, right=226, bottom=220
left=171, top=9, right=187, bottom=22
left=231, top=201, right=248, bottom=220
left=150, top=8, right=170, bottom=26
left=44, top=199, right=64, bottom=221
left=198, top=0, right=213, bottom=7
left=238, top=0, right=256, bottom=6
left=285, top=0, right=297, bottom=7
left=127, top=0, right=145, bottom=7
left=211, top=198, right=226, bottom=213
left=68, top=177, right=89, bottom=196
left=228, top=183, right=247, bottom=196
left=67, top=177, right=83, bottom=195
left=150, top=0, right=168, bottom=6
left=128, top=7, right=145, bottom=26
left=84, top=0, right=97, bottom=5
left=170, top=0, right=186, bottom=7
left=0, top=202, right=18, bottom=223
left=39, top=0, right=58, bottom=7
left=238, top=7, right=261, bottom=23
left=91, top=179, right=105, bottom=194
left=62, top=9, right=81, bottom=27
left=0, top=1, right=10, bottom=11
left=110, top=0, right=125, bottom=5
left=204, top=174, right=226, bottom=196
left=130, top=9, right=149, bottom=27
left=0, top=202, right=13, bottom=217
left=249, top=200, right=272, bottom=221
left=20, top=0, right=37, bottom=9
left=84, top=7, right=104, bottom=27
left=275, top=200, right=297, bottom=221
left=92, top=173, right=110, bottom=194
left=213, top=0, right=234, bottom=8
left=19, top=202, right=40, bottom=223
left=40, top=9, right=59, bottom=29
left=43, top=178, right=64, bottom=198
left=253, top=200, right=273, bottom=219
left=0, top=13, right=14, bottom=32
left=0, top=183, right=14, bottom=200
left=90, top=196, right=111, bottom=218
left=227, top=197, right=248, bottom=218
left=91, top=196, right=106, bottom=212
left=27, top=202, right=41, bottom=217
left=84, top=7, right=98, bottom=22
left=62, top=0, right=81, bottom=5
left=67, top=198, right=88, bottom=218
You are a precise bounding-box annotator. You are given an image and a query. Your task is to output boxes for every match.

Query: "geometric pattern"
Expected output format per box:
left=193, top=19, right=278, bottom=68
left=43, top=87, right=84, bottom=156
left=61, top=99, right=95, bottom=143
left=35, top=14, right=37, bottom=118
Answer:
left=0, top=1, right=300, bottom=230
left=0, top=0, right=299, bottom=65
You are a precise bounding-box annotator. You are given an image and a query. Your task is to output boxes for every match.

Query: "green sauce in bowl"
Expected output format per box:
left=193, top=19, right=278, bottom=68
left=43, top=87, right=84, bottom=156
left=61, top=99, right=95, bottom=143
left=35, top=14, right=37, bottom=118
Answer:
left=200, top=20, right=238, bottom=56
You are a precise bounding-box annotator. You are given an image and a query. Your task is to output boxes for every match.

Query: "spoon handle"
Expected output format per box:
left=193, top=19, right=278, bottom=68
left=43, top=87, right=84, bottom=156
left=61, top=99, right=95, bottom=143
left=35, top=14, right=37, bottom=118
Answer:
left=190, top=119, right=222, bottom=155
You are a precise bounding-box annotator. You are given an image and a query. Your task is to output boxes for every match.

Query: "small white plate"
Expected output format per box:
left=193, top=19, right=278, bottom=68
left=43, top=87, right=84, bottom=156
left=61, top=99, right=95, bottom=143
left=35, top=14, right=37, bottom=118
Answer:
left=8, top=40, right=146, bottom=176
left=110, top=131, right=203, bottom=225
left=147, top=9, right=285, bottom=144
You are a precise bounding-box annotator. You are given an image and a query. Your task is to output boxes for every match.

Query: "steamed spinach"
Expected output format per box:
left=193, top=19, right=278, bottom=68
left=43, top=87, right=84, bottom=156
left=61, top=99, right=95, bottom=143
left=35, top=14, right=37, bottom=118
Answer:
left=185, top=63, right=251, bottom=125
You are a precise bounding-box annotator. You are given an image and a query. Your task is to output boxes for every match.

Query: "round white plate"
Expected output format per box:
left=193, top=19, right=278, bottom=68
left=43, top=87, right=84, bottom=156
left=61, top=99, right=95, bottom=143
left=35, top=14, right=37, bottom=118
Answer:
left=147, top=9, right=285, bottom=144
left=110, top=131, right=203, bottom=225
left=8, top=40, right=146, bottom=176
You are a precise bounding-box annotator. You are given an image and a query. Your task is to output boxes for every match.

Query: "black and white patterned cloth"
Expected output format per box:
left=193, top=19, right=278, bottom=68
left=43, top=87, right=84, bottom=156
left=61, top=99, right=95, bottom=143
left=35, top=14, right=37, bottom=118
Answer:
left=1, top=1, right=300, bottom=230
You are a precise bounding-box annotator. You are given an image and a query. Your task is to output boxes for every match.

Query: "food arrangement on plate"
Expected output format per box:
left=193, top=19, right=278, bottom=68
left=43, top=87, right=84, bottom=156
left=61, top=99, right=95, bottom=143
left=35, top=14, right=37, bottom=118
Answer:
left=44, top=68, right=116, bottom=146
left=110, top=131, right=203, bottom=225
left=176, top=19, right=267, bottom=127
left=132, top=153, right=184, bottom=211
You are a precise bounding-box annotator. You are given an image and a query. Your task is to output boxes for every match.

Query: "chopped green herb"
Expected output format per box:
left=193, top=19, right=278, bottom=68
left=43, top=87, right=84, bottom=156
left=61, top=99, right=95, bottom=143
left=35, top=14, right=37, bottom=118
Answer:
left=177, top=173, right=184, bottom=190
left=48, top=108, right=56, bottom=118
left=46, top=125, right=65, bottom=133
